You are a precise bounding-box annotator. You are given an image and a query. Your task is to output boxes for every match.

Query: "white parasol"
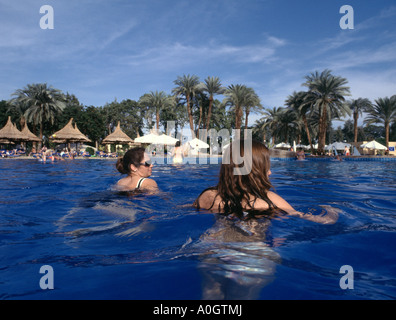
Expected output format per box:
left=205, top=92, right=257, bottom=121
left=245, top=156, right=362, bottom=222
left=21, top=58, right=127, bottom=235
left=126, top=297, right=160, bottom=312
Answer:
left=325, top=142, right=351, bottom=150
left=360, top=140, right=387, bottom=150
left=189, top=138, right=209, bottom=149
left=135, top=132, right=179, bottom=145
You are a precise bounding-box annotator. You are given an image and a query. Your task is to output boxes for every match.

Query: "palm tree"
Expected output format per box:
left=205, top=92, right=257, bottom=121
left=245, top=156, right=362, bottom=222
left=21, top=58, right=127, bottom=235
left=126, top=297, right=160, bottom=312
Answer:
left=222, top=84, right=249, bottom=131
left=139, top=91, right=175, bottom=132
left=257, top=106, right=284, bottom=145
left=253, top=118, right=268, bottom=143
left=200, top=76, right=225, bottom=131
left=172, top=74, right=201, bottom=137
left=364, top=96, right=396, bottom=149
left=274, top=108, right=297, bottom=145
left=9, top=83, right=66, bottom=147
left=285, top=91, right=315, bottom=152
left=344, top=98, right=372, bottom=143
left=243, top=87, right=262, bottom=129
left=303, top=69, right=351, bottom=154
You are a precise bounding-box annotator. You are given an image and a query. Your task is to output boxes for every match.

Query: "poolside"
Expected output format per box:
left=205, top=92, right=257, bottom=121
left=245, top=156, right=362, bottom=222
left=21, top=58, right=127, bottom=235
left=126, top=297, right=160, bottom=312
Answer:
left=2, top=154, right=395, bottom=162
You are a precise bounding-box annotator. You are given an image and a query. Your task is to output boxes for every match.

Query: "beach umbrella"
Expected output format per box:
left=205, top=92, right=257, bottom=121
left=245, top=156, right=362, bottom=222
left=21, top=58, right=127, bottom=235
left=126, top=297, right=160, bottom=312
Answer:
left=102, top=121, right=133, bottom=144
left=274, top=142, right=291, bottom=149
left=0, top=116, right=30, bottom=142
left=325, top=142, right=351, bottom=150
left=50, top=118, right=91, bottom=143
left=155, top=134, right=179, bottom=145
left=189, top=138, right=209, bottom=149
left=134, top=132, right=178, bottom=145
left=296, top=143, right=309, bottom=150
left=21, top=123, right=41, bottom=142
left=360, top=140, right=387, bottom=150
left=73, top=123, right=92, bottom=143
left=134, top=132, right=160, bottom=144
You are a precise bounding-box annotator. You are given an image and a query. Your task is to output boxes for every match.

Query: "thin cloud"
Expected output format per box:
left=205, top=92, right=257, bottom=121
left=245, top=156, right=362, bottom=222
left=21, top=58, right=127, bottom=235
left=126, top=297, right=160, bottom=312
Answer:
left=121, top=35, right=286, bottom=70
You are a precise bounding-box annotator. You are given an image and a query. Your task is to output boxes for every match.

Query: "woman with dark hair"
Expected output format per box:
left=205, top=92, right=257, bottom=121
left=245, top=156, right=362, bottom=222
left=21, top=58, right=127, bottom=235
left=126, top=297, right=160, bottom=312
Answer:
left=115, top=147, right=158, bottom=191
left=194, top=140, right=339, bottom=224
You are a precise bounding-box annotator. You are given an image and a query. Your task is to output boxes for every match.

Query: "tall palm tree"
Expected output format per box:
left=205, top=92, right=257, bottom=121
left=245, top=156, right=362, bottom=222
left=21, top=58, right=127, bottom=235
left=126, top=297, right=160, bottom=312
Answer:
left=192, top=91, right=208, bottom=138
left=222, top=84, right=249, bottom=131
left=285, top=91, right=316, bottom=152
left=243, top=87, right=262, bottom=129
left=200, top=76, right=225, bottom=131
left=139, top=91, right=174, bottom=131
left=273, top=108, right=297, bottom=145
left=9, top=83, right=66, bottom=147
left=172, top=74, right=201, bottom=137
left=257, top=106, right=284, bottom=145
left=303, top=69, right=351, bottom=154
left=364, top=96, right=396, bottom=149
left=344, top=98, right=372, bottom=143
left=253, top=118, right=268, bottom=144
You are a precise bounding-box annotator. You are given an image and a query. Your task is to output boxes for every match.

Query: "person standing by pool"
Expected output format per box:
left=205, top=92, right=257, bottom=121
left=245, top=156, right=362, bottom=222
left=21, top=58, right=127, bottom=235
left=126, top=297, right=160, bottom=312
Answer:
left=194, top=140, right=339, bottom=224
left=296, top=148, right=305, bottom=160
left=116, top=147, right=158, bottom=191
left=171, top=140, right=184, bottom=164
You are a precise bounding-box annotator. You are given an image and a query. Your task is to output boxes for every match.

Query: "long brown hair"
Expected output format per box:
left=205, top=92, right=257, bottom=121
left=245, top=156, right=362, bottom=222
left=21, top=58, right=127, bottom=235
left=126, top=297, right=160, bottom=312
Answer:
left=196, top=140, right=275, bottom=218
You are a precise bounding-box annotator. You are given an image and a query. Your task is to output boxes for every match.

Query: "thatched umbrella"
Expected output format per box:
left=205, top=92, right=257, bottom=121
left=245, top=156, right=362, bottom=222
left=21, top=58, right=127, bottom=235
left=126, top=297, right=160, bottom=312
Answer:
left=73, top=123, right=92, bottom=143
left=102, top=121, right=133, bottom=145
left=0, top=116, right=30, bottom=142
left=50, top=118, right=91, bottom=144
left=21, top=123, right=41, bottom=143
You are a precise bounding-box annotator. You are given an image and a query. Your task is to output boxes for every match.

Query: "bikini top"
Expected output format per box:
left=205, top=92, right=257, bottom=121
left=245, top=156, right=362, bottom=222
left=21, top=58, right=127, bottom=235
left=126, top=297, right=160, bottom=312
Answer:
left=136, top=177, right=146, bottom=190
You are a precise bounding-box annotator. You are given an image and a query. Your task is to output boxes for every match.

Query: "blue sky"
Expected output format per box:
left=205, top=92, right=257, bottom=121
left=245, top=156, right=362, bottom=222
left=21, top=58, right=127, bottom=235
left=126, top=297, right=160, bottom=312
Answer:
left=1, top=0, right=395, bottom=128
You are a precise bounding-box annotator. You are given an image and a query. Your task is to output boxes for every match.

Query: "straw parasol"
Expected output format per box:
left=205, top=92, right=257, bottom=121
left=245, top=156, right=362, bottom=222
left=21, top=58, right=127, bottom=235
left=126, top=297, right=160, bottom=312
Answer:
left=50, top=118, right=91, bottom=143
left=0, top=116, right=30, bottom=142
left=73, top=123, right=92, bottom=143
left=102, top=121, right=133, bottom=144
left=21, top=123, right=41, bottom=142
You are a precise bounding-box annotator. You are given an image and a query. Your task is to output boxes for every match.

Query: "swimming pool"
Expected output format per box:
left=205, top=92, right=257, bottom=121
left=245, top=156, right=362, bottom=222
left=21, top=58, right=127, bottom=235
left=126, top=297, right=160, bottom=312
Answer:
left=0, top=158, right=395, bottom=300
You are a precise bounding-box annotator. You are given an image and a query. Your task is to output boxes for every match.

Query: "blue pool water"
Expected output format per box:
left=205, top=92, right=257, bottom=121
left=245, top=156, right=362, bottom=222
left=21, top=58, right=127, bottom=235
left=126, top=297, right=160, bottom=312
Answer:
left=1, top=158, right=395, bottom=300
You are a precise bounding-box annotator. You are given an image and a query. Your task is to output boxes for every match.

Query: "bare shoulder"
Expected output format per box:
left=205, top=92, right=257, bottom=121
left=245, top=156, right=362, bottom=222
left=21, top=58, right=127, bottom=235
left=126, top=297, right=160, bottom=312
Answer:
left=116, top=177, right=133, bottom=189
left=195, top=189, right=220, bottom=211
left=141, top=178, right=158, bottom=190
left=267, top=191, right=295, bottom=211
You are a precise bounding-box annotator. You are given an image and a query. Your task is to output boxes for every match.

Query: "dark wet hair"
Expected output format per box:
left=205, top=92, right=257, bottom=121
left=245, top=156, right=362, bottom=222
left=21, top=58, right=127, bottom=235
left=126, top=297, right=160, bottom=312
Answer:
left=175, top=141, right=181, bottom=147
left=116, top=147, right=145, bottom=174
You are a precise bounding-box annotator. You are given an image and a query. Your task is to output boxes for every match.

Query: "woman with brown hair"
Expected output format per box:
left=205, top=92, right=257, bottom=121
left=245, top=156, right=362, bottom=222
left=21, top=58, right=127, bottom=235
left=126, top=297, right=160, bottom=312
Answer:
left=115, top=147, right=158, bottom=191
left=194, top=140, right=339, bottom=224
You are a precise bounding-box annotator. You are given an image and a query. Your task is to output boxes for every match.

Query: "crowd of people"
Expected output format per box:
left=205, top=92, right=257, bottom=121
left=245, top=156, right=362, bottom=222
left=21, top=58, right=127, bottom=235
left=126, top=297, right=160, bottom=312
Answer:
left=0, top=144, right=118, bottom=161
left=0, top=148, right=26, bottom=158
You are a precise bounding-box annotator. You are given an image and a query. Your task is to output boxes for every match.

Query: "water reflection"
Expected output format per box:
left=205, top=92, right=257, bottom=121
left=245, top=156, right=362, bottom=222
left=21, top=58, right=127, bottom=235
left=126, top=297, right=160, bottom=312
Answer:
left=195, top=215, right=281, bottom=300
